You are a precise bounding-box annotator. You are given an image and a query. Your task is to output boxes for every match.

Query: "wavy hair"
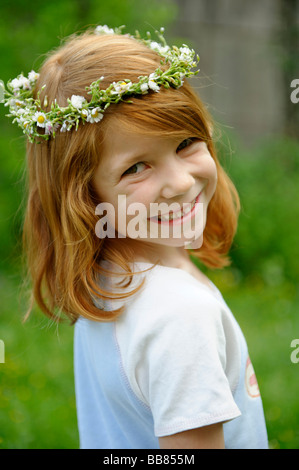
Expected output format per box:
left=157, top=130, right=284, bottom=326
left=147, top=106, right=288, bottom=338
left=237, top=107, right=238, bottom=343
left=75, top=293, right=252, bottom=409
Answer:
left=22, top=30, right=240, bottom=323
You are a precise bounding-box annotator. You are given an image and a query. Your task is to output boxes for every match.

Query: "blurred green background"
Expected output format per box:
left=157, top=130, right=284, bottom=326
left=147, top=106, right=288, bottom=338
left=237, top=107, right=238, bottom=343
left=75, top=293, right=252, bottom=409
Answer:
left=0, top=0, right=298, bottom=449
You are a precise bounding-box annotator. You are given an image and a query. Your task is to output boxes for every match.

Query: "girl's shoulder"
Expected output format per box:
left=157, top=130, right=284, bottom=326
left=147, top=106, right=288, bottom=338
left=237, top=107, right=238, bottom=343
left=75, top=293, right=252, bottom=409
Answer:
left=115, top=263, right=243, bottom=401
left=120, top=262, right=229, bottom=328
left=96, top=260, right=234, bottom=336
left=132, top=261, right=223, bottom=304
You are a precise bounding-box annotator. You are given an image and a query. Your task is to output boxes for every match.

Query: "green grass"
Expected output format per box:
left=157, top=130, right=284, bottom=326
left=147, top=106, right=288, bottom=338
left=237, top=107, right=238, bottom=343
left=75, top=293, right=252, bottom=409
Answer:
left=0, top=271, right=78, bottom=449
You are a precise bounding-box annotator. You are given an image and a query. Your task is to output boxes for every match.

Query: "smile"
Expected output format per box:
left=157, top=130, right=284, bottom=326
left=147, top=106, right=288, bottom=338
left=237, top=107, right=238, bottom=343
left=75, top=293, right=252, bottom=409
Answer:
left=149, top=192, right=202, bottom=225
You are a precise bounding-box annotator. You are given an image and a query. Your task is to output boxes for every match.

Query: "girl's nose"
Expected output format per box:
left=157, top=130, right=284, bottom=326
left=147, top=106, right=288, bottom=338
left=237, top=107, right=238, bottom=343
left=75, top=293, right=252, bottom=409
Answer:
left=159, top=161, right=196, bottom=200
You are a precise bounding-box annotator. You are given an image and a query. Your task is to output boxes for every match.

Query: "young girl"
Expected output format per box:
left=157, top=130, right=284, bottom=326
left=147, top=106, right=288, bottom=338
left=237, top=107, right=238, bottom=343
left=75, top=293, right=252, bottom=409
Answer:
left=2, top=25, right=268, bottom=449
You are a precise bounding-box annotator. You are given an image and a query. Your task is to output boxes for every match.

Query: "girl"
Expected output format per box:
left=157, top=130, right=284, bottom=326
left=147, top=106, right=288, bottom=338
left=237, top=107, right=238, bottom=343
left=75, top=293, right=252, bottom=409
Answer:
left=2, top=26, right=268, bottom=449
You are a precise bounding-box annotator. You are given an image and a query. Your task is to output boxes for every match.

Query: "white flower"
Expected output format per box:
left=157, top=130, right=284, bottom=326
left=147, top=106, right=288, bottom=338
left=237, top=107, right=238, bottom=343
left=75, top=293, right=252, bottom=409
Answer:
left=180, top=46, right=191, bottom=55
left=44, top=121, right=59, bottom=135
left=28, top=70, right=39, bottom=82
left=60, top=121, right=72, bottom=132
left=15, top=113, right=27, bottom=126
left=11, top=74, right=31, bottom=91
left=95, top=25, right=115, bottom=35
left=18, top=75, right=31, bottom=89
left=86, top=108, right=103, bottom=123
left=149, top=41, right=170, bottom=55
left=70, top=95, right=86, bottom=109
left=45, top=122, right=54, bottom=135
left=140, top=82, right=149, bottom=93
left=148, top=80, right=160, bottom=92
left=10, top=78, right=22, bottom=91
left=111, top=81, right=132, bottom=95
left=5, top=98, right=24, bottom=109
left=148, top=74, right=160, bottom=92
left=15, top=99, right=26, bottom=107
left=60, top=122, right=68, bottom=132
left=176, top=72, right=185, bottom=88
left=15, top=108, right=29, bottom=122
left=178, top=46, right=193, bottom=62
left=81, top=109, right=89, bottom=119
left=149, top=41, right=160, bottom=51
left=33, top=111, right=47, bottom=127
left=20, top=119, right=34, bottom=135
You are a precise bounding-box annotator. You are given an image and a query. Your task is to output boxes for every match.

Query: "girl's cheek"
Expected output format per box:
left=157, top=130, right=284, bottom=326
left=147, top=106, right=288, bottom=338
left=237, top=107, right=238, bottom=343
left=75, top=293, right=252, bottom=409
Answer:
left=201, top=159, right=217, bottom=200
left=123, top=184, right=156, bottom=206
left=204, top=156, right=217, bottom=181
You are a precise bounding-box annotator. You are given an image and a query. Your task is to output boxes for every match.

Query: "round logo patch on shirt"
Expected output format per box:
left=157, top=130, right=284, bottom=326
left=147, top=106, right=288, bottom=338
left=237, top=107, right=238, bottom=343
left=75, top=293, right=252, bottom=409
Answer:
left=245, top=357, right=260, bottom=398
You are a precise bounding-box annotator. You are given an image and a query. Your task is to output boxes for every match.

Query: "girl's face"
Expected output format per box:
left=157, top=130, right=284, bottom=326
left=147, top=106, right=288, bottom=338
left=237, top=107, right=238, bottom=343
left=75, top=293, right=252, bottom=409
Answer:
left=92, top=120, right=217, bottom=257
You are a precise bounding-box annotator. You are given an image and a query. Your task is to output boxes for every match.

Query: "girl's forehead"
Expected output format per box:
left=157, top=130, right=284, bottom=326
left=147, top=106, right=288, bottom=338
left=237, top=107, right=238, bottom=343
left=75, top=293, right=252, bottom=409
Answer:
left=101, top=119, right=178, bottom=157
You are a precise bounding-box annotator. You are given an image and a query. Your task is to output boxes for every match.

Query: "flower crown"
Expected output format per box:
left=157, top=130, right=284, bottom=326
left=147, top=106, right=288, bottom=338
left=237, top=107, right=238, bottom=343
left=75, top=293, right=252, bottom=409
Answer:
left=0, top=26, right=199, bottom=143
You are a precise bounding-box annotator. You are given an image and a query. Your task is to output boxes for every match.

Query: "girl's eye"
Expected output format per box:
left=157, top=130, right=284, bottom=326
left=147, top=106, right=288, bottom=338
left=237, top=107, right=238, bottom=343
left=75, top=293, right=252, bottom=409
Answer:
left=176, top=137, right=198, bottom=153
left=122, top=162, right=147, bottom=177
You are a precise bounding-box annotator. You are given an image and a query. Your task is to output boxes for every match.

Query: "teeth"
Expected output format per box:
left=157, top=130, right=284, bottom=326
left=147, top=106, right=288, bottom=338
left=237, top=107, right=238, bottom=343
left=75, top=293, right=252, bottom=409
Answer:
left=157, top=198, right=196, bottom=221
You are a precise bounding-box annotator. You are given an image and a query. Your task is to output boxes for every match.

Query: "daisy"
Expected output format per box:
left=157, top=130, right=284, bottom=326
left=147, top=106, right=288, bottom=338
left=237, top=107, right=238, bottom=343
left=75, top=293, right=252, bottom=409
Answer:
left=33, top=111, right=47, bottom=128
left=111, top=81, right=132, bottom=95
left=87, top=108, right=103, bottom=123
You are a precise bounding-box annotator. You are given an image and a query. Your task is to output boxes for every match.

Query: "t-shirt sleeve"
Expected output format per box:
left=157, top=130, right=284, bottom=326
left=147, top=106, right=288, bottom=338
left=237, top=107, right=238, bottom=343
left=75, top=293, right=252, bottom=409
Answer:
left=116, top=272, right=241, bottom=437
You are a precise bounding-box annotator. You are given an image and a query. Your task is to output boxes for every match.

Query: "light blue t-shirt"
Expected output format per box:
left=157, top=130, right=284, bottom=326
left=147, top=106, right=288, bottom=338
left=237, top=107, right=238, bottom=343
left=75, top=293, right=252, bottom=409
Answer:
left=74, top=263, right=268, bottom=449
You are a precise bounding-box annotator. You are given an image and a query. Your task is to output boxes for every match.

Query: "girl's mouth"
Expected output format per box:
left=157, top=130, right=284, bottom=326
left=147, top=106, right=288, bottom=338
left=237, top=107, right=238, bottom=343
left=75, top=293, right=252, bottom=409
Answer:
left=148, top=192, right=202, bottom=225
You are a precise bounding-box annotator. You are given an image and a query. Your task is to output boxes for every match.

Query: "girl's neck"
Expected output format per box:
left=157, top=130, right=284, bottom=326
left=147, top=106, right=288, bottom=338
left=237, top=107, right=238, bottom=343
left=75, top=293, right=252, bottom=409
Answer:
left=106, top=238, right=213, bottom=290
left=136, top=249, right=213, bottom=290
left=121, top=239, right=189, bottom=268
